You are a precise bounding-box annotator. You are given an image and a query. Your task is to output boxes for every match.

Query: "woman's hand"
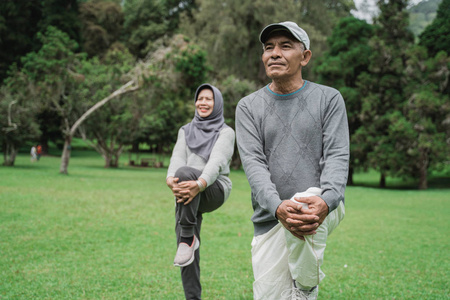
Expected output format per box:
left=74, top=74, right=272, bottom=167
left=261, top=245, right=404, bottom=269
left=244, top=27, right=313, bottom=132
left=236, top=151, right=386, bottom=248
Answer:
left=177, top=180, right=201, bottom=205
left=167, top=176, right=184, bottom=201
left=166, top=176, right=178, bottom=189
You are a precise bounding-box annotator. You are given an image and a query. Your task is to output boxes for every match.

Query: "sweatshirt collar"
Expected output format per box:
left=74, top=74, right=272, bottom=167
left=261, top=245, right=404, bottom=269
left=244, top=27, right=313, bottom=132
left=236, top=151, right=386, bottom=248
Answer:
left=266, top=80, right=308, bottom=97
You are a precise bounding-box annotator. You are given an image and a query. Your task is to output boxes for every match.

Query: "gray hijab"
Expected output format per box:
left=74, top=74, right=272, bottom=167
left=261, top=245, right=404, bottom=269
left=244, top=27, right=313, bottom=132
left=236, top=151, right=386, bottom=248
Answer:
left=182, top=83, right=229, bottom=161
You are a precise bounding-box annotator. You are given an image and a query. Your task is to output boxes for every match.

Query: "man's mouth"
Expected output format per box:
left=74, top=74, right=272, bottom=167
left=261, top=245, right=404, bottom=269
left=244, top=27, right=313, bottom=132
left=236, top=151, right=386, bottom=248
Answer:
left=268, top=62, right=284, bottom=67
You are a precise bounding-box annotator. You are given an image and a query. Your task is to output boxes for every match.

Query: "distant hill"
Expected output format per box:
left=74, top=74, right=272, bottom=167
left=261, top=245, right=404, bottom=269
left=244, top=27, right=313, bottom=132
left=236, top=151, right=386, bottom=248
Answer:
left=408, top=0, right=442, bottom=37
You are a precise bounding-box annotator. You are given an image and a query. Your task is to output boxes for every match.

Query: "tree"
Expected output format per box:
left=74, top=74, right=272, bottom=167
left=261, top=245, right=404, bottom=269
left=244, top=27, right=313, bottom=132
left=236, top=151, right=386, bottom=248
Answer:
left=419, top=0, right=449, bottom=57
left=38, top=0, right=81, bottom=45
left=397, top=46, right=450, bottom=189
left=179, top=0, right=354, bottom=84
left=19, top=25, right=81, bottom=168
left=59, top=32, right=208, bottom=172
left=18, top=26, right=140, bottom=174
left=78, top=0, right=124, bottom=57
left=0, top=1, right=42, bottom=83
left=316, top=17, right=374, bottom=185
left=354, top=0, right=414, bottom=187
left=134, top=34, right=210, bottom=160
left=0, top=69, right=41, bottom=166
left=68, top=47, right=136, bottom=168
left=165, top=0, right=197, bottom=32
left=58, top=79, right=139, bottom=173
left=215, top=75, right=257, bottom=169
left=121, top=0, right=197, bottom=58
left=122, top=0, right=171, bottom=57
left=0, top=0, right=86, bottom=85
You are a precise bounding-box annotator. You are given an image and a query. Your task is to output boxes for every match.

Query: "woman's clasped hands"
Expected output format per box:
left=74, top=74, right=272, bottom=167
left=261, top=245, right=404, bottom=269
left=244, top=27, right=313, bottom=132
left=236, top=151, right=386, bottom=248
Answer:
left=166, top=176, right=202, bottom=205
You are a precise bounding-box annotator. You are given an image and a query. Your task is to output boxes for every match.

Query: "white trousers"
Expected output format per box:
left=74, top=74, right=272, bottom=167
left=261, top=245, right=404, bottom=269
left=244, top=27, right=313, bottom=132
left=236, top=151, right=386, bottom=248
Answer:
left=251, top=201, right=345, bottom=300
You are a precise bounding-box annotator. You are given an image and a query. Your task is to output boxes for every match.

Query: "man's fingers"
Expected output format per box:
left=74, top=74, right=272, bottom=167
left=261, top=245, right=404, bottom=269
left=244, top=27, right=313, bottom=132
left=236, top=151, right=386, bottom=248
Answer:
left=291, top=222, right=319, bottom=232
left=286, top=214, right=319, bottom=224
left=293, top=229, right=316, bottom=236
left=291, top=232, right=306, bottom=241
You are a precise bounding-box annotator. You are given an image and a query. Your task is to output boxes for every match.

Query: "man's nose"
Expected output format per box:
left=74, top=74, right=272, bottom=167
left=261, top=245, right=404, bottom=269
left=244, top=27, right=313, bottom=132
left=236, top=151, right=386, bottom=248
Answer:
left=271, top=45, right=281, bottom=58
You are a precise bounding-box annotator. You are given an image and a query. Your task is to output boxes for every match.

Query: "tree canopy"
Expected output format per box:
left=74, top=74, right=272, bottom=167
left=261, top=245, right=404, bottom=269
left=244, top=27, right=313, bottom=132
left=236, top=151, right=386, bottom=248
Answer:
left=316, top=16, right=374, bottom=184
left=419, top=0, right=450, bottom=56
left=0, top=0, right=448, bottom=187
left=179, top=0, right=355, bottom=83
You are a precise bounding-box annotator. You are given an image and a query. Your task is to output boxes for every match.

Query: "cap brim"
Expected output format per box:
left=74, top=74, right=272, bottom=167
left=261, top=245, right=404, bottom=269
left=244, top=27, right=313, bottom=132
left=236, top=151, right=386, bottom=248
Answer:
left=259, top=24, right=291, bottom=44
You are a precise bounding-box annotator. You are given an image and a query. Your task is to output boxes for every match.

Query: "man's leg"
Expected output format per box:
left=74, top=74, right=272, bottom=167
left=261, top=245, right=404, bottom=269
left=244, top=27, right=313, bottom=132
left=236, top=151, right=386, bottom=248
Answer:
left=252, top=223, right=293, bottom=300
left=285, top=201, right=346, bottom=289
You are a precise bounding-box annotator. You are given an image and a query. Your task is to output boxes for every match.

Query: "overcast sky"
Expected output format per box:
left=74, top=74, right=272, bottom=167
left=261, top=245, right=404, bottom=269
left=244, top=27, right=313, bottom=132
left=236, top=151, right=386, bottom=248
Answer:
left=352, top=0, right=424, bottom=23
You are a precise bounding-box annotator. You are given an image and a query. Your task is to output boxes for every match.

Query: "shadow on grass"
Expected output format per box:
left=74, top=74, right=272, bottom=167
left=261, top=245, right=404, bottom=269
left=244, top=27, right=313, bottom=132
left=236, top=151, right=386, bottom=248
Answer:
left=3, top=163, right=54, bottom=171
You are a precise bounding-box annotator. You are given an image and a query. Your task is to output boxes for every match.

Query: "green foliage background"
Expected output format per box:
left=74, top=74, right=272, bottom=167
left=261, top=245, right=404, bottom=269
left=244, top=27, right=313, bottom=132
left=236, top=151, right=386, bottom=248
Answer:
left=0, top=1, right=448, bottom=182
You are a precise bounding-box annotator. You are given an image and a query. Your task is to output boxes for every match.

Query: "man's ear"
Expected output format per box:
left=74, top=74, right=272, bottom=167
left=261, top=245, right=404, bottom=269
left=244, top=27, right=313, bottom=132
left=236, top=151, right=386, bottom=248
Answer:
left=301, top=50, right=312, bottom=67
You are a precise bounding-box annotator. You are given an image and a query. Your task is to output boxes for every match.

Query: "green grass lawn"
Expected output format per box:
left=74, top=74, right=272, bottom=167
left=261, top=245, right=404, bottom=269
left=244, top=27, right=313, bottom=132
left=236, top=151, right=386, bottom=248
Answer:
left=0, top=151, right=449, bottom=299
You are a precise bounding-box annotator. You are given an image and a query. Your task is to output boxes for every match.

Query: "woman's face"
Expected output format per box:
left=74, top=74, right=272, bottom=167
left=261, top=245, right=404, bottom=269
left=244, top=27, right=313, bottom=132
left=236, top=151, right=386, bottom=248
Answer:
left=195, top=88, right=214, bottom=118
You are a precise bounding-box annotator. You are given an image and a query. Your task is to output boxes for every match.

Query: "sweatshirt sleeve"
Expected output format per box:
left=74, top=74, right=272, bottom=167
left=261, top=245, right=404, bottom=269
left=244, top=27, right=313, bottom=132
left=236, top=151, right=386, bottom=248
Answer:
left=167, top=128, right=187, bottom=178
left=319, top=92, right=350, bottom=212
left=235, top=99, right=282, bottom=218
left=199, top=127, right=235, bottom=186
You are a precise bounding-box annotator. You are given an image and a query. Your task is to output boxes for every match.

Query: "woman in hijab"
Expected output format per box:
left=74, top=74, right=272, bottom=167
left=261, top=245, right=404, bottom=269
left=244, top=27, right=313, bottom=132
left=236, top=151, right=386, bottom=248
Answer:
left=166, top=83, right=235, bottom=300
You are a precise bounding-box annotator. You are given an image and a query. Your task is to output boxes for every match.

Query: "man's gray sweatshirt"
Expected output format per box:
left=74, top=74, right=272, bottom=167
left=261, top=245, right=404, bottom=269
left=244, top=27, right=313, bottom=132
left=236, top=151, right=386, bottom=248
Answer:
left=235, top=81, right=349, bottom=236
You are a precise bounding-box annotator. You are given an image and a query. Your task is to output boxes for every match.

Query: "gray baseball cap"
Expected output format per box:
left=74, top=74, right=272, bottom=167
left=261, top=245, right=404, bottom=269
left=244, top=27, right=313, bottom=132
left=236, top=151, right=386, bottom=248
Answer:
left=259, top=21, right=310, bottom=50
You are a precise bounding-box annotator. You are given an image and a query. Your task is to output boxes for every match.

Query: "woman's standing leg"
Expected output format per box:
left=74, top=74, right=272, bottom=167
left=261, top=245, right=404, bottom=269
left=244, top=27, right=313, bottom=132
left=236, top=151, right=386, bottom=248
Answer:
left=174, top=166, right=224, bottom=300
left=176, top=212, right=203, bottom=300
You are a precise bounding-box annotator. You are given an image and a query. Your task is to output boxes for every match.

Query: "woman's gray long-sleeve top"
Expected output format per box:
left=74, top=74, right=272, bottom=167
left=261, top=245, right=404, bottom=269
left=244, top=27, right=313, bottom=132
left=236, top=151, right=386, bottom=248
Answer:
left=167, top=126, right=235, bottom=201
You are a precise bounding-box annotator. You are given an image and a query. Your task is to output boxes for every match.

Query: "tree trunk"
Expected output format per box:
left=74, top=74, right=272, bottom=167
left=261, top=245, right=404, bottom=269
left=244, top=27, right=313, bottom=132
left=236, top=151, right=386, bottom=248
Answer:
left=3, top=142, right=17, bottom=166
left=379, top=172, right=386, bottom=188
left=111, top=154, right=119, bottom=168
left=103, top=148, right=122, bottom=168
left=3, top=100, right=19, bottom=166
left=109, top=145, right=123, bottom=168
left=104, top=153, right=112, bottom=168
left=418, top=149, right=428, bottom=190
left=59, top=136, right=72, bottom=174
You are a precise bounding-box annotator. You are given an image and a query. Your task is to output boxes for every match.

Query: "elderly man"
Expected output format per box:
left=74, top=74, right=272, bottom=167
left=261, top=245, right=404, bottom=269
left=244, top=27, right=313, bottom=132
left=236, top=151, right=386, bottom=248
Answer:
left=235, top=21, right=349, bottom=300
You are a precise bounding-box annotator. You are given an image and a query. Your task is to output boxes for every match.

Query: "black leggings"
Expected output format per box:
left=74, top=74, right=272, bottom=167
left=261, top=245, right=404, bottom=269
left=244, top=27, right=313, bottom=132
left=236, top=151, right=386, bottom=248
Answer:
left=174, top=166, right=224, bottom=300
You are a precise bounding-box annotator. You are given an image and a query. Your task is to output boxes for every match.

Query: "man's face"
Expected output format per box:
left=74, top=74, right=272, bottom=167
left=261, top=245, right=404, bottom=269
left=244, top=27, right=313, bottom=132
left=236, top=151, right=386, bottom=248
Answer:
left=262, top=32, right=311, bottom=80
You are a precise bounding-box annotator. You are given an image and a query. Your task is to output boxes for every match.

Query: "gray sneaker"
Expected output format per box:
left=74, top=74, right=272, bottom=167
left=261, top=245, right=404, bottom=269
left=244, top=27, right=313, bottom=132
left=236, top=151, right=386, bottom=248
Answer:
left=281, top=283, right=318, bottom=300
left=173, top=235, right=199, bottom=267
